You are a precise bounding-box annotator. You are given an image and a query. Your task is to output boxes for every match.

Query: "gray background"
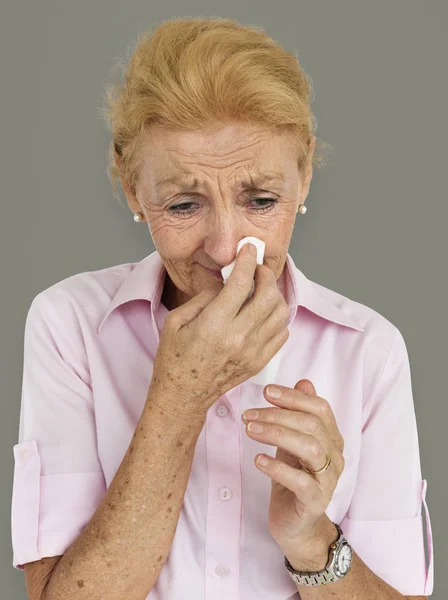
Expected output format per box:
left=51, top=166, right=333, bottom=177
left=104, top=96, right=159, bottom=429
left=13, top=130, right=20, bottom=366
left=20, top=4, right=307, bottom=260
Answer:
left=1, top=1, right=446, bottom=598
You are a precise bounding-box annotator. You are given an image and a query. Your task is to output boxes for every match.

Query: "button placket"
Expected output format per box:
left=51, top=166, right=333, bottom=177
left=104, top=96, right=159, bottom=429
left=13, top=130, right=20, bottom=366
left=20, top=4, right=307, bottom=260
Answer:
left=205, top=391, right=241, bottom=597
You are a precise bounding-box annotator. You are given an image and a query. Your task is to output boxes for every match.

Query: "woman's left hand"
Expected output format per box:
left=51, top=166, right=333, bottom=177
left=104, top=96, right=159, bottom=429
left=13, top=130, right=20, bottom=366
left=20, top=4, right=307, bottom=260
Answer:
left=242, top=379, right=345, bottom=565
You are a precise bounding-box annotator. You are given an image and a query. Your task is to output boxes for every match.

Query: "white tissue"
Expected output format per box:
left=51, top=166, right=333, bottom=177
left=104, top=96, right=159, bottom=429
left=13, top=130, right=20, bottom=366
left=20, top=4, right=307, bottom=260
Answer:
left=221, top=236, right=285, bottom=387
left=221, top=236, right=265, bottom=300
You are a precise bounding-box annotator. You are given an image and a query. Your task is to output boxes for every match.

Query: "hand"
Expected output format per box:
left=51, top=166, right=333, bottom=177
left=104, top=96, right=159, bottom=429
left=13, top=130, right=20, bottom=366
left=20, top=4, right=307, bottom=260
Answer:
left=150, top=243, right=290, bottom=417
left=242, top=379, right=345, bottom=567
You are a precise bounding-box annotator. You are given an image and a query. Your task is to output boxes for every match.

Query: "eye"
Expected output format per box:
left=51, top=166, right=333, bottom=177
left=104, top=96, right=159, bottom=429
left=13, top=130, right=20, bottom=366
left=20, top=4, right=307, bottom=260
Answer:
left=169, top=197, right=278, bottom=217
left=250, top=198, right=277, bottom=213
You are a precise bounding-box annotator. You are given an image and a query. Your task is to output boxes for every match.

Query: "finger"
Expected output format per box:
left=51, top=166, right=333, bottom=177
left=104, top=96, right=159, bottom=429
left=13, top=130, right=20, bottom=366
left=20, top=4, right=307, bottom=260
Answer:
left=171, top=288, right=219, bottom=329
left=243, top=407, right=332, bottom=448
left=208, top=242, right=259, bottom=319
left=254, top=454, right=323, bottom=512
left=263, top=386, right=344, bottom=451
left=245, top=420, right=332, bottom=476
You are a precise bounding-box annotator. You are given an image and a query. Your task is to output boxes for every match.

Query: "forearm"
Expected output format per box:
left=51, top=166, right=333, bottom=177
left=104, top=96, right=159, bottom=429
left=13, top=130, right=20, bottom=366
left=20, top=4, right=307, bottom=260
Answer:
left=296, top=551, right=414, bottom=599
left=291, top=519, right=419, bottom=600
left=43, top=382, right=206, bottom=600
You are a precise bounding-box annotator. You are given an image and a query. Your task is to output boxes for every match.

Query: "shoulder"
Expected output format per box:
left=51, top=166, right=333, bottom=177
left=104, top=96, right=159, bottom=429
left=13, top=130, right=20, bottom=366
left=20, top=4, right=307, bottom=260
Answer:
left=27, top=261, right=135, bottom=324
left=23, top=261, right=139, bottom=368
left=307, top=280, right=412, bottom=409
left=312, top=278, right=401, bottom=338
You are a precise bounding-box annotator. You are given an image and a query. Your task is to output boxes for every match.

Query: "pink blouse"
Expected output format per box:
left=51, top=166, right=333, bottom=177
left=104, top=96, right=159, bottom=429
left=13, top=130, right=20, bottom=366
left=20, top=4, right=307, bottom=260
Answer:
left=11, top=250, right=434, bottom=598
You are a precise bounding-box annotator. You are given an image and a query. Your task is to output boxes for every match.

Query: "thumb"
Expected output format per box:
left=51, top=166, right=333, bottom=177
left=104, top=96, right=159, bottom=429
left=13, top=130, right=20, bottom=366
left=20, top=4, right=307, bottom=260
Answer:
left=294, top=379, right=316, bottom=397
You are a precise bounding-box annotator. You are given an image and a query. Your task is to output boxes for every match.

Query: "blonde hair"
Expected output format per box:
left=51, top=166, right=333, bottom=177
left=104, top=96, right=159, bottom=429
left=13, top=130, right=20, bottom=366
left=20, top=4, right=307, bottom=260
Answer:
left=100, top=16, right=333, bottom=204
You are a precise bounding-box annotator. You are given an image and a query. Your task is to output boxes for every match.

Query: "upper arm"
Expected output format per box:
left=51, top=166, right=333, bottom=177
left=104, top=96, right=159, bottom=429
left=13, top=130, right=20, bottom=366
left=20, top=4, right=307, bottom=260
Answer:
left=339, top=328, right=434, bottom=597
left=11, top=292, right=106, bottom=571
left=23, top=556, right=63, bottom=600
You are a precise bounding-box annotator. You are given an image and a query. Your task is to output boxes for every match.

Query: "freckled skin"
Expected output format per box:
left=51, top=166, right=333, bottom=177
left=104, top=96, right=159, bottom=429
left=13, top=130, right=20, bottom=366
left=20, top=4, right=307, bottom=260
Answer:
left=29, top=390, right=209, bottom=599
left=28, top=125, right=315, bottom=600
left=116, top=122, right=315, bottom=311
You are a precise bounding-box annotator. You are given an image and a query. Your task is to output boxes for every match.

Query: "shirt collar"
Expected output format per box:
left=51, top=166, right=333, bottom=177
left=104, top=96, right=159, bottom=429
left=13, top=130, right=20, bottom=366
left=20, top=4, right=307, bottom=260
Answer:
left=97, top=251, right=365, bottom=335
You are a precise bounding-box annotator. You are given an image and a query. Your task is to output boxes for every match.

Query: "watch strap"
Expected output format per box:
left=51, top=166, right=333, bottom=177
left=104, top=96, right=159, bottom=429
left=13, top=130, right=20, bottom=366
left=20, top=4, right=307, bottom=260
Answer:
left=284, top=522, right=351, bottom=587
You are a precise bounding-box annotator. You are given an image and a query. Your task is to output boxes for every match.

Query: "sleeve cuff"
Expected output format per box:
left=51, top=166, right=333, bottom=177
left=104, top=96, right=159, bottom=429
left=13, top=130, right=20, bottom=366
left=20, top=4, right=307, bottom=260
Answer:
left=11, top=440, right=106, bottom=570
left=339, top=478, right=434, bottom=597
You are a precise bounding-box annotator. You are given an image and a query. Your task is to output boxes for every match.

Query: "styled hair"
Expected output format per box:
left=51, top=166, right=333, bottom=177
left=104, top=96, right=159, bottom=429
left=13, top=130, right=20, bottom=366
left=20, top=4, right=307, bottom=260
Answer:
left=100, top=16, right=333, bottom=204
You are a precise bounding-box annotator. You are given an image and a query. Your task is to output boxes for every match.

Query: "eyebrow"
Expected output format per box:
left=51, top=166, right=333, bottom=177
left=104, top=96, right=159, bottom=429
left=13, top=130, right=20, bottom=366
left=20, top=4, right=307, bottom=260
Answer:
left=155, top=172, right=286, bottom=193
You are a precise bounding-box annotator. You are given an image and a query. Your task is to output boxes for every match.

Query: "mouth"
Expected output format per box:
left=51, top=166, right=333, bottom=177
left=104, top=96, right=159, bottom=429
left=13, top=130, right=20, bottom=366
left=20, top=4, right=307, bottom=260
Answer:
left=201, top=265, right=223, bottom=279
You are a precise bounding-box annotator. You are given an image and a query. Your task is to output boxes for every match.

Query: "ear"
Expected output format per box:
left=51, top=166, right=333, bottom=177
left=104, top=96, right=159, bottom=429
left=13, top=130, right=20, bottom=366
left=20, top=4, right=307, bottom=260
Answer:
left=114, top=152, right=144, bottom=218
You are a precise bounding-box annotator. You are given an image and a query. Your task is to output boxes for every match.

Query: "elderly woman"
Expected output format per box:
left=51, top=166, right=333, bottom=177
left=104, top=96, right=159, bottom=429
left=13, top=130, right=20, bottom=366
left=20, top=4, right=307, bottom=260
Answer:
left=11, top=17, right=433, bottom=600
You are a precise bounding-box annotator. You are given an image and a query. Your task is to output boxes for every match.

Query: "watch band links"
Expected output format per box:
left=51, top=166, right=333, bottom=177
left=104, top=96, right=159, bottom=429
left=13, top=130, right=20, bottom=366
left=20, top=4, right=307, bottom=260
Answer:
left=283, top=522, right=352, bottom=587
left=284, top=555, right=338, bottom=586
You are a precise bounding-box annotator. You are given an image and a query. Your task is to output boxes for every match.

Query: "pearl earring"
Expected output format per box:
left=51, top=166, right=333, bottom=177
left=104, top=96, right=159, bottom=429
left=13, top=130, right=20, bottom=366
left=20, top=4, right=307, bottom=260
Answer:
left=133, top=212, right=144, bottom=222
left=298, top=204, right=307, bottom=214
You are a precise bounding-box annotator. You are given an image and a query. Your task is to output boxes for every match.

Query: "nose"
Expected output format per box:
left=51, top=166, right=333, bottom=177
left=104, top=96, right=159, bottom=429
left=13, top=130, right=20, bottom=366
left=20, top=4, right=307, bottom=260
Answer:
left=201, top=214, right=249, bottom=268
left=201, top=239, right=246, bottom=270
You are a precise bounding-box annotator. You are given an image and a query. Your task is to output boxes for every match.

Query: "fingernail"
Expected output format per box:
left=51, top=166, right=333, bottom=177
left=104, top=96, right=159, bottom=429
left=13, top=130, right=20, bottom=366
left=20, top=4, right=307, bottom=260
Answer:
left=256, top=454, right=269, bottom=466
left=267, top=385, right=282, bottom=398
left=243, top=409, right=259, bottom=421
left=247, top=243, right=257, bottom=257
left=248, top=422, right=264, bottom=433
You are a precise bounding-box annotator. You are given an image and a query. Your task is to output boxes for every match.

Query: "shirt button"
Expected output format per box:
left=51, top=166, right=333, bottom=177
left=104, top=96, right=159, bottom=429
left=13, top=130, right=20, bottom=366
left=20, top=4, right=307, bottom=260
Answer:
left=215, top=564, right=231, bottom=578
left=19, top=449, right=31, bottom=463
left=218, top=487, right=233, bottom=501
left=216, top=404, right=229, bottom=417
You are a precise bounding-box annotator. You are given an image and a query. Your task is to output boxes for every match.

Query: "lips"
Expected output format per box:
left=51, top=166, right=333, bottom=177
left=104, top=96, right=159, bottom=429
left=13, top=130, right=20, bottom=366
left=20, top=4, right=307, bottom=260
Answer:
left=201, top=265, right=223, bottom=278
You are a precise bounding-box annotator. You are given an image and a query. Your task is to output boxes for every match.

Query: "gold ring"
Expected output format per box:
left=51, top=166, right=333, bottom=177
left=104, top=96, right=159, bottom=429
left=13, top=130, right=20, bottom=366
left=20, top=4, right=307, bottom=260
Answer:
left=307, top=453, right=332, bottom=475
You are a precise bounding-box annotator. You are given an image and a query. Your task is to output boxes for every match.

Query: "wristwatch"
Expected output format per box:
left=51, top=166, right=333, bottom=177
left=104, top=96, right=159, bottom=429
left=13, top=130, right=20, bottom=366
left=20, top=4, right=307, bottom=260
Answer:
left=284, top=522, right=353, bottom=587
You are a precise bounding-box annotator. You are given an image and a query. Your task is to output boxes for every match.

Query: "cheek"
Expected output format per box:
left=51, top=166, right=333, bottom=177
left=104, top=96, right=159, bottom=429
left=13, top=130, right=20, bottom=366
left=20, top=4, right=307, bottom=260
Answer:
left=148, top=215, right=199, bottom=253
left=150, top=224, right=199, bottom=268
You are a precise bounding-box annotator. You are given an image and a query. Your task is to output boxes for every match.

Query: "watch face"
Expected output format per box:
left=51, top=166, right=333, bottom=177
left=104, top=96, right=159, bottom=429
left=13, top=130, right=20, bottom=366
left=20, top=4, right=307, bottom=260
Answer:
left=336, top=544, right=352, bottom=574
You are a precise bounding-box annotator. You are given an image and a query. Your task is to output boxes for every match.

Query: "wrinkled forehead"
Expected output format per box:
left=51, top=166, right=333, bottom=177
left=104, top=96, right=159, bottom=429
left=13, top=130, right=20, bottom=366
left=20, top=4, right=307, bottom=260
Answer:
left=137, top=123, right=300, bottom=195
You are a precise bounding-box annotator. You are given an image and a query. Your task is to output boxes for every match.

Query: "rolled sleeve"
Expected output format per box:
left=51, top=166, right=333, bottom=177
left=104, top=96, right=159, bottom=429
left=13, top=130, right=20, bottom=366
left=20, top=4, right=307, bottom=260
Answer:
left=11, top=292, right=106, bottom=570
left=339, top=328, right=434, bottom=597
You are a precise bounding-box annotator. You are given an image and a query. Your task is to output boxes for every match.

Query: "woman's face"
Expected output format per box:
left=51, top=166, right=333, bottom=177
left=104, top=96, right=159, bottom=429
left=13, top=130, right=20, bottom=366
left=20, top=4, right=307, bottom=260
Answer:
left=120, top=122, right=315, bottom=309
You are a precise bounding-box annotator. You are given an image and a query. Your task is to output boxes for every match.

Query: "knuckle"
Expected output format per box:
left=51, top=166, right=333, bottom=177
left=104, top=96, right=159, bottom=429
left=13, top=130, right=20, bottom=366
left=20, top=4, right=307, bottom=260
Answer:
left=298, top=473, right=311, bottom=489
left=280, top=305, right=290, bottom=322
left=163, top=310, right=176, bottom=327
left=318, top=399, right=332, bottom=417
left=268, top=409, right=279, bottom=425
left=231, top=332, right=245, bottom=351
left=308, top=416, right=322, bottom=435
left=273, top=425, right=284, bottom=438
left=206, top=322, right=220, bottom=339
left=273, top=309, right=287, bottom=329
left=272, top=461, right=283, bottom=479
left=274, top=425, right=285, bottom=438
left=309, top=441, right=322, bottom=458
left=265, top=286, right=280, bottom=304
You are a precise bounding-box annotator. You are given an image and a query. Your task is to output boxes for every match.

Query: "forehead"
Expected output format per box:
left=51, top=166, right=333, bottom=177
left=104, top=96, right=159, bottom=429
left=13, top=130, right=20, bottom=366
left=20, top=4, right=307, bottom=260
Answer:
left=139, top=123, right=298, bottom=189
left=154, top=171, right=288, bottom=194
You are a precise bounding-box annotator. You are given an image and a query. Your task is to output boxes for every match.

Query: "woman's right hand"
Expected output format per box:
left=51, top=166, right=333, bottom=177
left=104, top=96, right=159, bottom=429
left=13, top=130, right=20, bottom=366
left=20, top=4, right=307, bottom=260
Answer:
left=149, top=243, right=290, bottom=417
